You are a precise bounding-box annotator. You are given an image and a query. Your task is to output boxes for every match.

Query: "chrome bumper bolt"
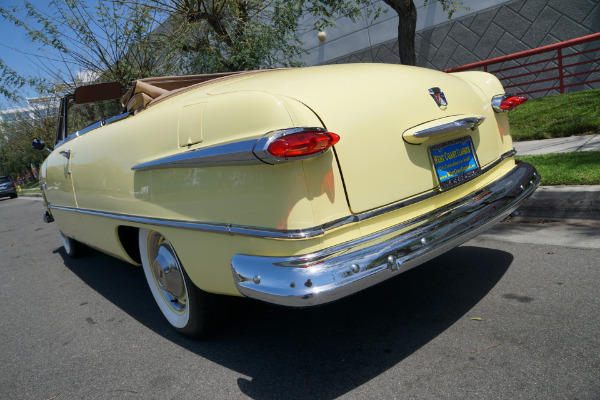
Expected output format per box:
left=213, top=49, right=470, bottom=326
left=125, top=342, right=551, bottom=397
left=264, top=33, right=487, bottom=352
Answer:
left=253, top=275, right=261, bottom=284
left=387, top=255, right=398, bottom=271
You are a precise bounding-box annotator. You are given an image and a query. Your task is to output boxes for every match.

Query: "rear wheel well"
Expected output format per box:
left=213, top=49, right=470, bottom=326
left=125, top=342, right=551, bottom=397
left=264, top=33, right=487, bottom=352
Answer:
left=118, top=226, right=141, bottom=264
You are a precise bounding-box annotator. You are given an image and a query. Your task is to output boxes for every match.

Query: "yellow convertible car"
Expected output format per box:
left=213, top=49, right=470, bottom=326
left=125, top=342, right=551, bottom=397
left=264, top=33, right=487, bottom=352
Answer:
left=33, top=64, right=539, bottom=337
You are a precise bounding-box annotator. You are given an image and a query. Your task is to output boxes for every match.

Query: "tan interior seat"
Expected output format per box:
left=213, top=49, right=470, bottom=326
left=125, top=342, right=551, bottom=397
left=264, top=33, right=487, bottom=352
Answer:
left=120, top=69, right=281, bottom=114
left=121, top=72, right=243, bottom=113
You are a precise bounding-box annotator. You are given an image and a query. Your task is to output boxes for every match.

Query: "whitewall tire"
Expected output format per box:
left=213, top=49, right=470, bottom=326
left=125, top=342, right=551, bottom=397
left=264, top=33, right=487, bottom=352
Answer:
left=59, top=230, right=86, bottom=258
left=139, top=229, right=216, bottom=338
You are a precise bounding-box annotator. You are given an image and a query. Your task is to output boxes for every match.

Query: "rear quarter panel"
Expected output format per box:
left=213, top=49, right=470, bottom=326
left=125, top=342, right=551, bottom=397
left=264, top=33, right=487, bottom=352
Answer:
left=56, top=87, right=351, bottom=293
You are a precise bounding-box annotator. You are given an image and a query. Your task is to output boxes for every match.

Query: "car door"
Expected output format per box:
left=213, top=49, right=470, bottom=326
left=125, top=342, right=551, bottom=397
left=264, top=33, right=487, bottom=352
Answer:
left=43, top=138, right=82, bottom=238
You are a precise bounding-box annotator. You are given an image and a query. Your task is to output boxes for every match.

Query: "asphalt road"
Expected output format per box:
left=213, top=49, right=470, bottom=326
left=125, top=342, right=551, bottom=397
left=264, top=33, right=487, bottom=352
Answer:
left=1, top=197, right=599, bottom=400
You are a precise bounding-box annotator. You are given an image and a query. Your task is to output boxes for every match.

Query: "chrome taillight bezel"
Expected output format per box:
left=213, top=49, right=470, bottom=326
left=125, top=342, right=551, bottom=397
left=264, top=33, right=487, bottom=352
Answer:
left=253, top=127, right=337, bottom=164
left=492, top=94, right=527, bottom=113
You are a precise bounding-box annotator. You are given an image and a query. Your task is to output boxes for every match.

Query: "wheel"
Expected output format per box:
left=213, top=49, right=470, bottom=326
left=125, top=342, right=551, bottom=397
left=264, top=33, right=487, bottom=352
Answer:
left=139, top=229, right=216, bottom=338
left=59, top=230, right=86, bottom=258
left=9, top=193, right=17, bottom=199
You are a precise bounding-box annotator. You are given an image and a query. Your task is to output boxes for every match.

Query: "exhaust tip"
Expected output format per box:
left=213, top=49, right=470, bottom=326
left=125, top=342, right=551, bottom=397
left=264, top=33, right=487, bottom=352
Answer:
left=43, top=211, right=54, bottom=224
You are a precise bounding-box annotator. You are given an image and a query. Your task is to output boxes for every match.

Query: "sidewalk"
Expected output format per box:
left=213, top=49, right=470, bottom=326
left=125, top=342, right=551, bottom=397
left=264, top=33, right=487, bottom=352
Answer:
left=514, top=133, right=600, bottom=155
left=514, top=133, right=600, bottom=220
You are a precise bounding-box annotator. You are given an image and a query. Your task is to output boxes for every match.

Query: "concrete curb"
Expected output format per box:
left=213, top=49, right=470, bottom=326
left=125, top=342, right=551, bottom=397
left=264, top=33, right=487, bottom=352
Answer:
left=512, top=134, right=600, bottom=220
left=18, top=193, right=42, bottom=198
left=516, top=185, right=600, bottom=220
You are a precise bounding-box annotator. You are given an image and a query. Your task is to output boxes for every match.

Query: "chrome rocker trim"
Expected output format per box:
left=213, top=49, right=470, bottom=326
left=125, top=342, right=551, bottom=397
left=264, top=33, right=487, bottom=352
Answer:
left=47, top=205, right=326, bottom=240
left=51, top=150, right=520, bottom=240
left=231, top=162, right=540, bottom=307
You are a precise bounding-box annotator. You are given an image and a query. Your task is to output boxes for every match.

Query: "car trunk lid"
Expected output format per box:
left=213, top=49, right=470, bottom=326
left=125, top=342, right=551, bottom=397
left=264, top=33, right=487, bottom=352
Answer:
left=207, top=64, right=502, bottom=214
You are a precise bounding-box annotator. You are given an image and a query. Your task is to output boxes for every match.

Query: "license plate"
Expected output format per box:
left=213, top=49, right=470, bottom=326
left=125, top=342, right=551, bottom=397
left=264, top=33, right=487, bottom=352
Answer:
left=429, top=136, right=481, bottom=190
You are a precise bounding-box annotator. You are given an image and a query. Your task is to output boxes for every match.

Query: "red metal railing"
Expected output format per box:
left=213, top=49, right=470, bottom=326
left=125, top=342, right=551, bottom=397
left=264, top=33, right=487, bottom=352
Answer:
left=444, top=32, right=600, bottom=96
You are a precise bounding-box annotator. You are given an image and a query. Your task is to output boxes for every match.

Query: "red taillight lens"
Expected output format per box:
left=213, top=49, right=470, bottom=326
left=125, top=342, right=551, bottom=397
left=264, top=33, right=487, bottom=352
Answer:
left=267, top=131, right=340, bottom=158
left=500, top=95, right=527, bottom=111
left=10, top=182, right=15, bottom=188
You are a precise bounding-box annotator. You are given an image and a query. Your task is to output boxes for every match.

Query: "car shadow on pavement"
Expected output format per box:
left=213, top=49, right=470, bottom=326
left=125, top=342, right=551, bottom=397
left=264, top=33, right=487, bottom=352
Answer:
left=61, top=245, right=512, bottom=400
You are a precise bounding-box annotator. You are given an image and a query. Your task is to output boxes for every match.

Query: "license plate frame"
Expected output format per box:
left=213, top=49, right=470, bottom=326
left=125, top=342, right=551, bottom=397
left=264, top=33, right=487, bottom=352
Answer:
left=429, top=136, right=481, bottom=190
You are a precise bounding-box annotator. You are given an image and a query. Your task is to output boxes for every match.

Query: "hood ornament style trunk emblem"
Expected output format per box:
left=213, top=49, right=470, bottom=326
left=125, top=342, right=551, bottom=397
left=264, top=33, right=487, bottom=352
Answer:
left=429, top=87, right=448, bottom=108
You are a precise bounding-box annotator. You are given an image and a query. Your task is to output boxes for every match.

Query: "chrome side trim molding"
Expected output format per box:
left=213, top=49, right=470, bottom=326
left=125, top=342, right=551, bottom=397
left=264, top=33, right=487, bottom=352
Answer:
left=413, top=116, right=485, bottom=139
left=487, top=148, right=517, bottom=167
left=53, top=150, right=519, bottom=240
left=131, top=127, right=330, bottom=171
left=55, top=112, right=131, bottom=149
left=132, top=139, right=262, bottom=171
left=231, top=162, right=541, bottom=307
left=105, top=112, right=131, bottom=124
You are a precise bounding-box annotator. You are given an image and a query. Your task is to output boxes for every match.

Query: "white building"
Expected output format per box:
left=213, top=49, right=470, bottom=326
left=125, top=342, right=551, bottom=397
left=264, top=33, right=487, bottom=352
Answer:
left=0, top=96, right=57, bottom=127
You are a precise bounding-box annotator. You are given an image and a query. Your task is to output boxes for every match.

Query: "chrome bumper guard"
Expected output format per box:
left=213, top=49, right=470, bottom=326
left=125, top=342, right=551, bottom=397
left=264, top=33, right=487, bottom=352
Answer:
left=231, top=162, right=540, bottom=307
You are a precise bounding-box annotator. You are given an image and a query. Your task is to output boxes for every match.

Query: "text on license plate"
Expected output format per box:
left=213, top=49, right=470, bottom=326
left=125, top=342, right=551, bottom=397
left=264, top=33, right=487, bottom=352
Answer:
left=429, top=136, right=481, bottom=190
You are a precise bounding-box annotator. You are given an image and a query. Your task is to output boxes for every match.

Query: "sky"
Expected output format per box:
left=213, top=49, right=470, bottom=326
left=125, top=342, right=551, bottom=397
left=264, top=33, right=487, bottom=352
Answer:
left=0, top=19, right=40, bottom=78
left=1, top=1, right=63, bottom=104
left=0, top=15, right=48, bottom=103
left=0, top=0, right=100, bottom=105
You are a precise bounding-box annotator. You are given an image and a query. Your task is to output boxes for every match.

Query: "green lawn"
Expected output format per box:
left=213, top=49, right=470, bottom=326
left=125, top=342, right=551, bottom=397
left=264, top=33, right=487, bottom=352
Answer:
left=17, top=181, right=41, bottom=194
left=509, top=88, right=600, bottom=141
left=22, top=181, right=40, bottom=189
left=19, top=189, right=42, bottom=194
left=516, top=151, right=600, bottom=185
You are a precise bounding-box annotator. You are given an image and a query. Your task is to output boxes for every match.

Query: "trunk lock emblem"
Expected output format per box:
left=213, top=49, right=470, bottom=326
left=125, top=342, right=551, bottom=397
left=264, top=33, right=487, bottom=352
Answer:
left=428, top=87, right=448, bottom=108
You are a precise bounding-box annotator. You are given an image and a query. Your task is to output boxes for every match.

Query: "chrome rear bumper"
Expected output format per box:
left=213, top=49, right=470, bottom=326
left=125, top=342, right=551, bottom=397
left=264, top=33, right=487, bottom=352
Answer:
left=231, top=162, right=540, bottom=307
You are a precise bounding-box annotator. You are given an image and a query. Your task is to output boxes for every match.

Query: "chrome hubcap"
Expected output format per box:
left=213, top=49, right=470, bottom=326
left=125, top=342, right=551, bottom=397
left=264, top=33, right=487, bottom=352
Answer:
left=152, top=244, right=185, bottom=299
left=147, top=233, right=187, bottom=312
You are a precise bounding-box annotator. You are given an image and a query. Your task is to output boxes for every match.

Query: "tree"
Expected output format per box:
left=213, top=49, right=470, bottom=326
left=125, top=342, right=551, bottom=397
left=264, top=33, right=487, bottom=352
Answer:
left=0, top=0, right=387, bottom=95
left=0, top=0, right=384, bottom=176
left=0, top=0, right=187, bottom=101
left=383, top=0, right=465, bottom=65
left=0, top=98, right=56, bottom=178
left=0, top=0, right=188, bottom=177
left=122, top=0, right=384, bottom=73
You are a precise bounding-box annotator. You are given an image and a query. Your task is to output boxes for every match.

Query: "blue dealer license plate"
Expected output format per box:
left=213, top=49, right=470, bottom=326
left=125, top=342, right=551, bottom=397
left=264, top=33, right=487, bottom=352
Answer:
left=429, top=136, right=481, bottom=190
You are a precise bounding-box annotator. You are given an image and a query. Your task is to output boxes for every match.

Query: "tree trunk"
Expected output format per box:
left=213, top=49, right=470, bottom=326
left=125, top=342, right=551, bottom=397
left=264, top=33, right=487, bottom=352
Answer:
left=383, top=0, right=417, bottom=66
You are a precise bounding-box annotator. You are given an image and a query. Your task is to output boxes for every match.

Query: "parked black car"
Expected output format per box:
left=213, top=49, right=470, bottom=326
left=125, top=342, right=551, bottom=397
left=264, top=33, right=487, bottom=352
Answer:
left=0, top=176, right=18, bottom=199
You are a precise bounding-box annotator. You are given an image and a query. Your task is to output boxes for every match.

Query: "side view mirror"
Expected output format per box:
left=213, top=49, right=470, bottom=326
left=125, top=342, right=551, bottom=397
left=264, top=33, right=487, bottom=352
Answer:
left=32, top=139, right=52, bottom=153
